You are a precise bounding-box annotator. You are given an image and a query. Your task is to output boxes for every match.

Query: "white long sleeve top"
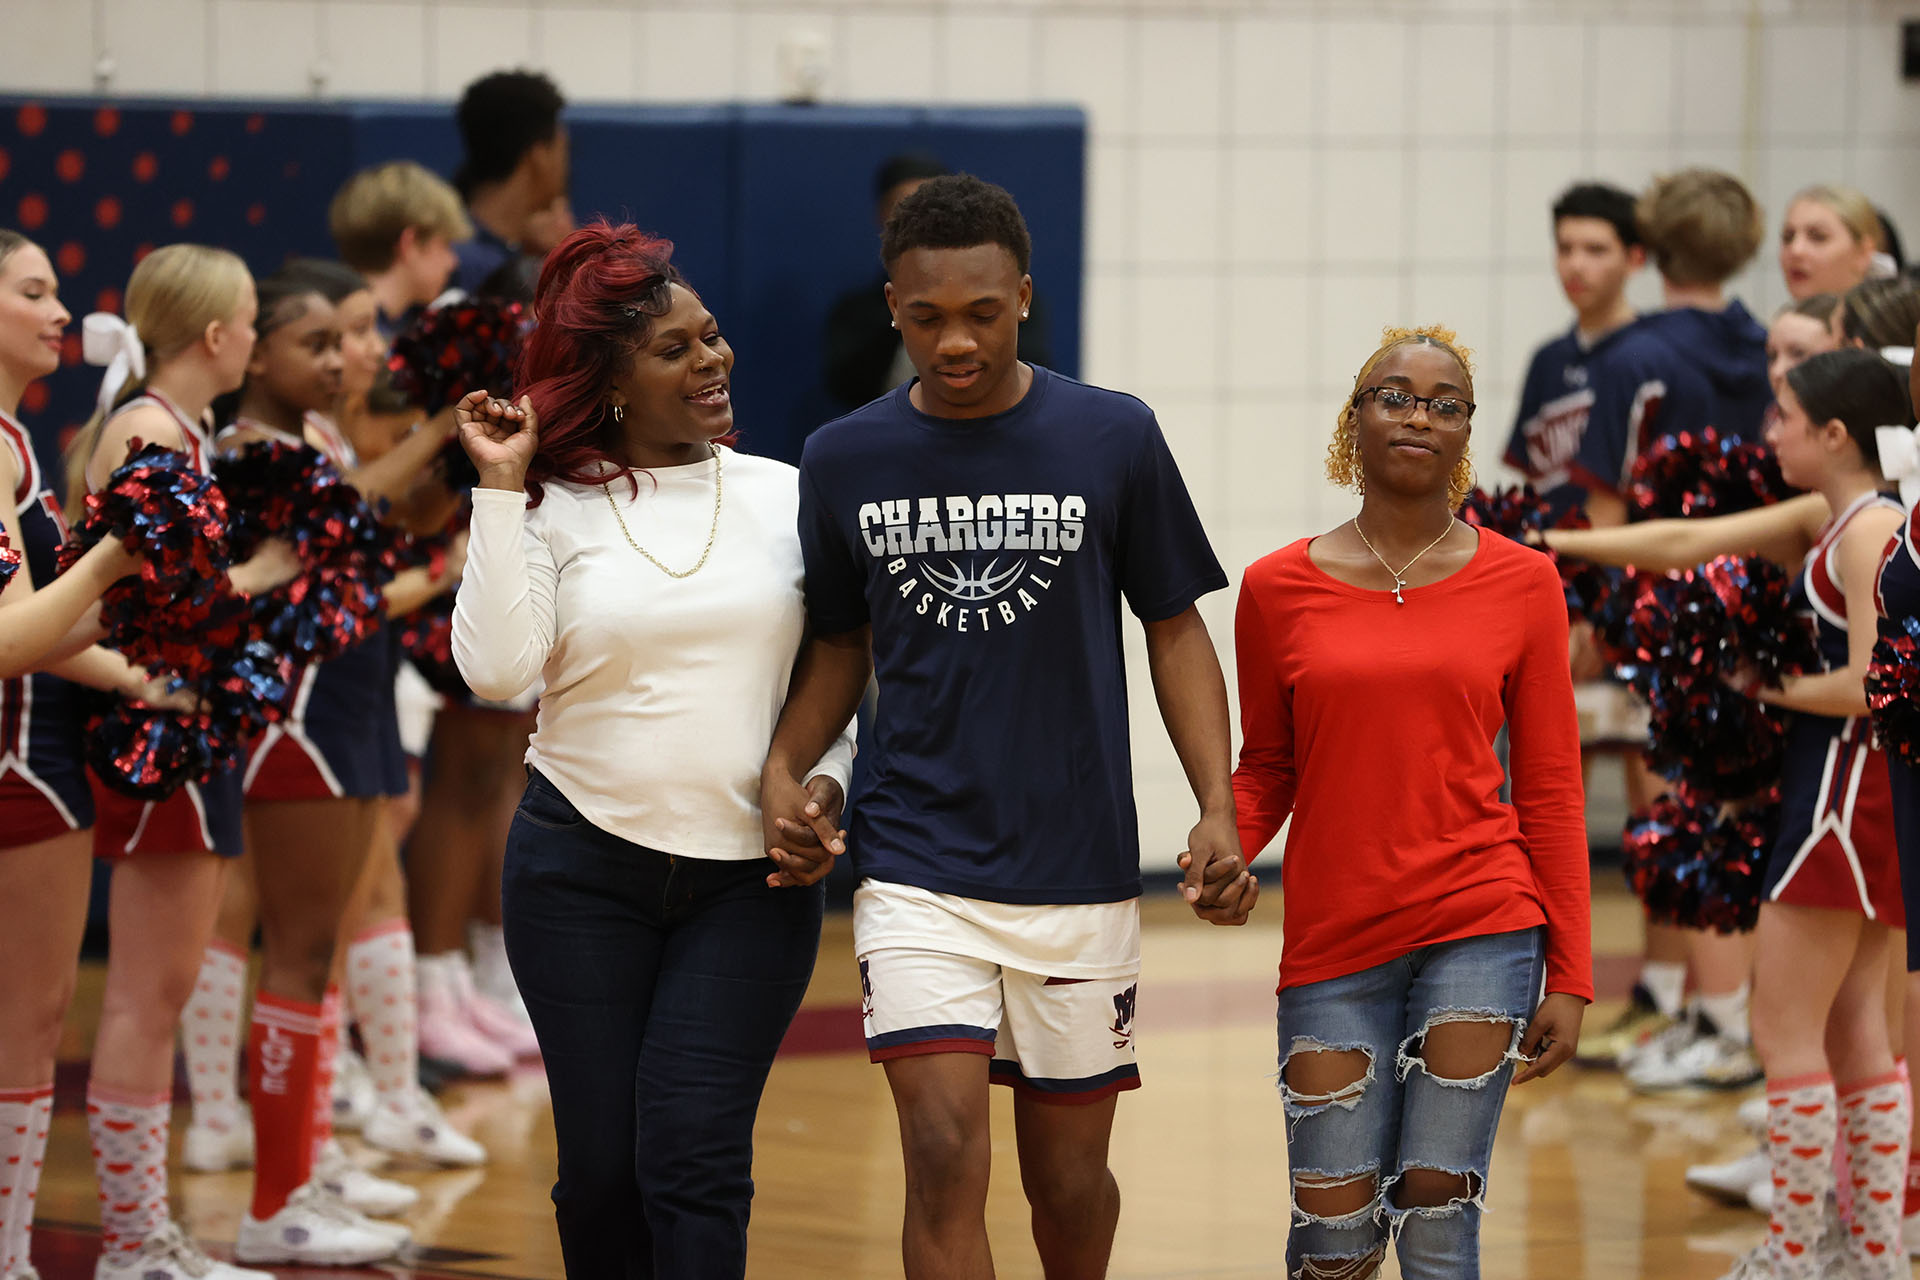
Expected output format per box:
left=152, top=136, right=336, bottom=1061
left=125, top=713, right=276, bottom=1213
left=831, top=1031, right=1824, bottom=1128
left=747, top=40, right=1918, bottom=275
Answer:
left=451, top=446, right=855, bottom=860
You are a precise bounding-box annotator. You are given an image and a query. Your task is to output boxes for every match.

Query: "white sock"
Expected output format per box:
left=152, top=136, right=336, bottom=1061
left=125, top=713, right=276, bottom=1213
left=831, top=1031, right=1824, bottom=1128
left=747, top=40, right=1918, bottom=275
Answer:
left=87, top=1083, right=171, bottom=1257
left=1640, top=960, right=1687, bottom=1018
left=1841, top=1071, right=1910, bottom=1278
left=180, top=940, right=248, bottom=1122
left=1698, top=986, right=1751, bottom=1044
left=0, top=1085, right=53, bottom=1275
left=347, top=921, right=420, bottom=1107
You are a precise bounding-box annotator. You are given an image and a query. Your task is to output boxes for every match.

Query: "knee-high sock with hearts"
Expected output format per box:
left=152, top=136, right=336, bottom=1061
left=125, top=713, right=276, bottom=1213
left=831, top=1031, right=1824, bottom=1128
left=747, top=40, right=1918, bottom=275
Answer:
left=345, top=920, right=418, bottom=1108
left=247, top=991, right=322, bottom=1221
left=312, top=984, right=341, bottom=1165
left=0, top=1085, right=53, bottom=1275
left=1767, top=1073, right=1838, bottom=1279
left=1840, top=1071, right=1910, bottom=1279
left=180, top=940, right=248, bottom=1123
left=87, top=1083, right=171, bottom=1256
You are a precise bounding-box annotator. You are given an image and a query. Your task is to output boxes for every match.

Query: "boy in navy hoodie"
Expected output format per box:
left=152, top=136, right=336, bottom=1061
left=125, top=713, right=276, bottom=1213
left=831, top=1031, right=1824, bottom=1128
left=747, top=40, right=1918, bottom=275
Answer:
left=1635, top=169, right=1771, bottom=440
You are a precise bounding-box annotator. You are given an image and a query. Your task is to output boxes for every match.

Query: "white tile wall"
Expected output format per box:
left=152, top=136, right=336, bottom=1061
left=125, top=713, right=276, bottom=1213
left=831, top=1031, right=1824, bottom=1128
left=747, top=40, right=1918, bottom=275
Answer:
left=38, top=0, right=1920, bottom=867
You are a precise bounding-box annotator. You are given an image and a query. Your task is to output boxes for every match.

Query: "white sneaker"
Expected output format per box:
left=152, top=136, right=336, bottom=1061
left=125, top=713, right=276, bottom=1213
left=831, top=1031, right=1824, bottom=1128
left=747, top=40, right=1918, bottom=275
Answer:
left=1628, top=1020, right=1762, bottom=1092
left=1737, top=1092, right=1769, bottom=1135
left=332, top=1045, right=376, bottom=1132
left=305, top=1178, right=412, bottom=1249
left=361, top=1085, right=487, bottom=1167
left=94, top=1219, right=273, bottom=1279
left=180, top=1103, right=254, bottom=1173
left=1747, top=1172, right=1773, bottom=1215
left=1688, top=1146, right=1770, bottom=1207
left=233, top=1181, right=404, bottom=1266
left=315, top=1136, right=420, bottom=1217
left=1620, top=1009, right=1700, bottom=1072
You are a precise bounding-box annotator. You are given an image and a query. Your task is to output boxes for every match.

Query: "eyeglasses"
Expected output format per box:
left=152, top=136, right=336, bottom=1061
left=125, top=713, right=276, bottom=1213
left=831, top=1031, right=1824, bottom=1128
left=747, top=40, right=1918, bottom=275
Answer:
left=1354, top=386, right=1475, bottom=425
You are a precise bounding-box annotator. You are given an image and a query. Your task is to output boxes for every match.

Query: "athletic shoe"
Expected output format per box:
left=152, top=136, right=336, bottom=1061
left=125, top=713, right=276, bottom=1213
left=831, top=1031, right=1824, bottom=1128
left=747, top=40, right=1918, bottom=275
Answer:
left=417, top=954, right=514, bottom=1077
left=361, top=1085, right=487, bottom=1167
left=1627, top=1021, right=1762, bottom=1093
left=449, top=950, right=540, bottom=1060
left=1618, top=1004, right=1701, bottom=1073
left=1736, top=1092, right=1769, bottom=1135
left=315, top=1136, right=420, bottom=1217
left=1576, top=982, right=1674, bottom=1068
left=233, top=1181, right=403, bottom=1266
left=1746, top=1174, right=1772, bottom=1215
left=93, top=1219, right=273, bottom=1279
left=180, top=1102, right=254, bottom=1173
left=7, top=1266, right=41, bottom=1280
left=303, top=1179, right=411, bottom=1249
left=331, top=1045, right=376, bottom=1132
left=1687, top=1146, right=1769, bottom=1207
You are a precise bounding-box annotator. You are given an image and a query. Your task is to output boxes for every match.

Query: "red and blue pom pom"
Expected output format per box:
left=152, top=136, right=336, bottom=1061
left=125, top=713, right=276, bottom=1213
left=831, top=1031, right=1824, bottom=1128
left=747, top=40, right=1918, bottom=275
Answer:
left=59, top=443, right=236, bottom=681
left=1616, top=555, right=1816, bottom=802
left=1629, top=427, right=1794, bottom=520
left=214, top=439, right=395, bottom=666
left=1623, top=785, right=1777, bottom=933
left=1461, top=484, right=1622, bottom=623
left=387, top=297, right=531, bottom=491
left=1868, top=616, right=1920, bottom=765
left=0, top=532, right=19, bottom=597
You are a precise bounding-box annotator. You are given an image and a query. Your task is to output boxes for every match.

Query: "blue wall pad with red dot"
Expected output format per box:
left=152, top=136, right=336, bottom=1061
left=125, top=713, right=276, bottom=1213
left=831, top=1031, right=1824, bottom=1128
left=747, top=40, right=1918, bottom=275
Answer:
left=0, top=96, right=1085, bottom=475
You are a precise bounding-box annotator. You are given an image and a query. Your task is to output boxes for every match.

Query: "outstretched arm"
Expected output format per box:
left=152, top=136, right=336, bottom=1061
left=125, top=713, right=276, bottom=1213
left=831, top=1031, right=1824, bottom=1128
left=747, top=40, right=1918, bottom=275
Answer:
left=1543, top=491, right=1827, bottom=573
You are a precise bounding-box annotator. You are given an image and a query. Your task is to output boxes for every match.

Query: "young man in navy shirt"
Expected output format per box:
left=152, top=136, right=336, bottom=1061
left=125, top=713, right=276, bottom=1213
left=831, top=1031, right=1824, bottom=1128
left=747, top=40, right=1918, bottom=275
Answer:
left=762, top=174, right=1253, bottom=1278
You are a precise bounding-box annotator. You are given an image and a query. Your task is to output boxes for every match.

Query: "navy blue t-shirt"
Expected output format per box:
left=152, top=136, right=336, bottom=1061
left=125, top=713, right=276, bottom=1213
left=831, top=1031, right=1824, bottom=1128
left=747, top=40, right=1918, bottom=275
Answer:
left=798, top=365, right=1227, bottom=905
left=1504, top=319, right=1712, bottom=513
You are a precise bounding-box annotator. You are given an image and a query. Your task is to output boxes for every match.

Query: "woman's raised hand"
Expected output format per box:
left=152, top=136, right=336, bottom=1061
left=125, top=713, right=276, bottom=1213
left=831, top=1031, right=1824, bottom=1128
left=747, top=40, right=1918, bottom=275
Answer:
left=455, top=390, right=540, bottom=492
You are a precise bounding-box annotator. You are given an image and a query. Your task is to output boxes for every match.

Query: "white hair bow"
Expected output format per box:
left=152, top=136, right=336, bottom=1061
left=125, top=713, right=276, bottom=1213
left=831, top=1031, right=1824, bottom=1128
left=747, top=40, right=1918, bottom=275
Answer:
left=1877, top=424, right=1920, bottom=506
left=1881, top=346, right=1915, bottom=368
left=81, top=313, right=145, bottom=418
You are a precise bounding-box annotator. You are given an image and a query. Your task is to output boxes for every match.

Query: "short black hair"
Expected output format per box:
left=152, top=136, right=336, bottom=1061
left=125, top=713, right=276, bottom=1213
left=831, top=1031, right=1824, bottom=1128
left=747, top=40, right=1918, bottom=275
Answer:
left=874, top=152, right=950, bottom=203
left=1552, top=182, right=1641, bottom=250
left=279, top=257, right=367, bottom=306
left=881, top=174, right=1032, bottom=276
left=456, top=70, right=565, bottom=196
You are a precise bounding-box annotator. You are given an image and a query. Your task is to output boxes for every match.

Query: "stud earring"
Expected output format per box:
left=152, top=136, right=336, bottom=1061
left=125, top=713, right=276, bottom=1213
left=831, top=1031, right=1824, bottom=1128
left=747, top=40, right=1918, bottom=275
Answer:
left=1020, top=311, right=1029, bottom=320
left=890, top=319, right=898, bottom=330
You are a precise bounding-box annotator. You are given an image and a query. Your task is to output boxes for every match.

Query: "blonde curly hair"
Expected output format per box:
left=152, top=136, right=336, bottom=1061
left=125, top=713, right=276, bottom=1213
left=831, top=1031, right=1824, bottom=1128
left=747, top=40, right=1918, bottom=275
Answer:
left=1326, top=323, right=1477, bottom=510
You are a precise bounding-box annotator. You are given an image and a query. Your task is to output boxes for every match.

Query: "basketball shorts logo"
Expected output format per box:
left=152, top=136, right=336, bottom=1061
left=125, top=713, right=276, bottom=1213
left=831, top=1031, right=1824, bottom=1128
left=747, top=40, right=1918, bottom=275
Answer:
left=1110, top=983, right=1137, bottom=1049
left=858, top=958, right=874, bottom=1021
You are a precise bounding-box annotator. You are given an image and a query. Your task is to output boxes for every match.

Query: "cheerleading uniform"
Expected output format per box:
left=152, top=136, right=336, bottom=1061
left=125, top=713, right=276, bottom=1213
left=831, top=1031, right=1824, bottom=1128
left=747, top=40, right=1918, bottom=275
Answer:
left=1762, top=490, right=1904, bottom=924
left=222, top=418, right=407, bottom=801
left=1875, top=503, right=1920, bottom=965
left=0, top=409, right=94, bottom=846
left=86, top=392, right=245, bottom=859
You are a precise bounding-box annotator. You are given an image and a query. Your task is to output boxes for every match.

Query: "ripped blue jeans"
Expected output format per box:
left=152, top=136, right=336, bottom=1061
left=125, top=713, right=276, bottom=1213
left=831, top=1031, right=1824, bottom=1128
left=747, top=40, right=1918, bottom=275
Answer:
left=1275, top=927, right=1544, bottom=1280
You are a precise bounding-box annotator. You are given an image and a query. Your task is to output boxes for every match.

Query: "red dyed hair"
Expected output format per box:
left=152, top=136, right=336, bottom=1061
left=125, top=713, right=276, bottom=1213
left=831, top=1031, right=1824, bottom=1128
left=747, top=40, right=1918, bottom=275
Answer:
left=516, top=219, right=686, bottom=504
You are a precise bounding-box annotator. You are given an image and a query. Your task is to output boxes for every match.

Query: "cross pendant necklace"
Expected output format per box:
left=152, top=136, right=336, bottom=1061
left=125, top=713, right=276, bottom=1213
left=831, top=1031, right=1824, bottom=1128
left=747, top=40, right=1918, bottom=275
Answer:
left=1351, top=519, right=1455, bottom=605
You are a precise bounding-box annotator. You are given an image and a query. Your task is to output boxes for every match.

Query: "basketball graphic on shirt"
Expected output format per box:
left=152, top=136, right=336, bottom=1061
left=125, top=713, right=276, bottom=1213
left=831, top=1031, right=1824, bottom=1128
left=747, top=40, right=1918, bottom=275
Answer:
left=855, top=492, right=1087, bottom=633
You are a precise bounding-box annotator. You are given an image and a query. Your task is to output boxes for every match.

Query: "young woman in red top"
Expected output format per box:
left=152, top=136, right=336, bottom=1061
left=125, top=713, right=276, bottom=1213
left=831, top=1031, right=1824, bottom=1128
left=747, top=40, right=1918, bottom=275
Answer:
left=1232, top=325, right=1591, bottom=1280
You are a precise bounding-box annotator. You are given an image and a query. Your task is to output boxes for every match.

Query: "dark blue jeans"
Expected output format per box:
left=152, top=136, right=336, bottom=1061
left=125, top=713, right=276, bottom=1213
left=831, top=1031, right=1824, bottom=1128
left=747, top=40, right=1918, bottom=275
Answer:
left=502, top=770, right=823, bottom=1279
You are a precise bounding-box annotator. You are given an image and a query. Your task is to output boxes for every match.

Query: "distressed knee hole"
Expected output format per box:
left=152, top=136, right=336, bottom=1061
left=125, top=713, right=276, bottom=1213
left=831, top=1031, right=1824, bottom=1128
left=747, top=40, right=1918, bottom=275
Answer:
left=1293, top=1246, right=1386, bottom=1280
left=1390, top=1167, right=1484, bottom=1213
left=1397, top=1011, right=1521, bottom=1086
left=1293, top=1168, right=1378, bottom=1221
left=1281, top=1040, right=1374, bottom=1113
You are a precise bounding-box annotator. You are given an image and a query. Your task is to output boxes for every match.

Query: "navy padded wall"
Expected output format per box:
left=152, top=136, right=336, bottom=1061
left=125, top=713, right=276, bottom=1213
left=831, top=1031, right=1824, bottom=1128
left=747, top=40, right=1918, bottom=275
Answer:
left=0, top=96, right=1084, bottom=475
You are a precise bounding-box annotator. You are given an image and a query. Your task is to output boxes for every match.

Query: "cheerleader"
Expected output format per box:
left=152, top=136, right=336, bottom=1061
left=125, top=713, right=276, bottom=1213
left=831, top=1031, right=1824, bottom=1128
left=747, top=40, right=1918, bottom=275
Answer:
left=1547, top=348, right=1912, bottom=1278
left=1780, top=186, right=1887, bottom=301
left=59, top=243, right=300, bottom=1280
left=211, top=267, right=470, bottom=1267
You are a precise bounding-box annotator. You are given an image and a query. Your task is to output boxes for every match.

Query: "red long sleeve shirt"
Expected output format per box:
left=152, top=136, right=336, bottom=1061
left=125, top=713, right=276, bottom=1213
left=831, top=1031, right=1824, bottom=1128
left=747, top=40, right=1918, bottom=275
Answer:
left=1231, top=529, right=1594, bottom=1000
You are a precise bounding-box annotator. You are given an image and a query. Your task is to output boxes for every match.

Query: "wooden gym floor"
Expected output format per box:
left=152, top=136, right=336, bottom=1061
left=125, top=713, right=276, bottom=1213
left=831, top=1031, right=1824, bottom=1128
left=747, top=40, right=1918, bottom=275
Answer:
left=23, top=882, right=1830, bottom=1278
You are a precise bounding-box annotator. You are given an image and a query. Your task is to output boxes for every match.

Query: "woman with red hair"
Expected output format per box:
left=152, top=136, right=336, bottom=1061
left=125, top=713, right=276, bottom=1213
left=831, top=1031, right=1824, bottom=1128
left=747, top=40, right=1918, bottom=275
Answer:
left=449, top=221, right=853, bottom=1278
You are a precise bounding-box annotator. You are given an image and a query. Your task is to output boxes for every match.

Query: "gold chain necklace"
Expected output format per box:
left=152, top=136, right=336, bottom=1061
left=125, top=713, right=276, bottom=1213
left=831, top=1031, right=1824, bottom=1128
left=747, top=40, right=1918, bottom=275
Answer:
left=602, top=444, right=723, bottom=579
left=1351, top=518, right=1455, bottom=605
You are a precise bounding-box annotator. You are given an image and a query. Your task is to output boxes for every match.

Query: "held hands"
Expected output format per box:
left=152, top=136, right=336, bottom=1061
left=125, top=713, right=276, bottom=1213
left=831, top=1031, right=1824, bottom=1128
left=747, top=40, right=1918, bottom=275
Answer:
left=1176, top=810, right=1258, bottom=925
left=760, top=768, right=847, bottom=889
left=454, top=390, right=540, bottom=491
left=1512, top=992, right=1585, bottom=1084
